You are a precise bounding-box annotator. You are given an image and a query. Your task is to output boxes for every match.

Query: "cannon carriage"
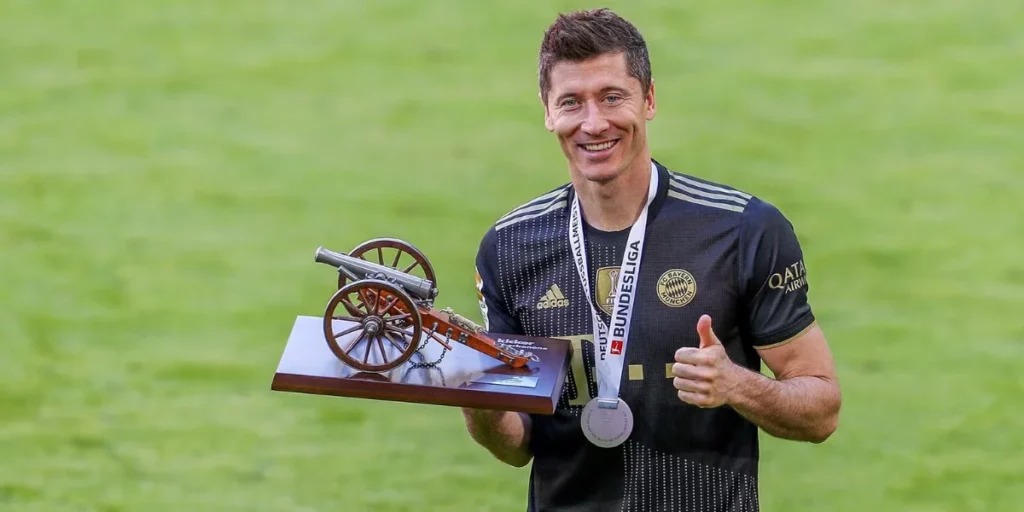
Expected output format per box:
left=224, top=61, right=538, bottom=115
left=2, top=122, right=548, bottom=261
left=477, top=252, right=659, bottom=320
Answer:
left=314, top=239, right=536, bottom=373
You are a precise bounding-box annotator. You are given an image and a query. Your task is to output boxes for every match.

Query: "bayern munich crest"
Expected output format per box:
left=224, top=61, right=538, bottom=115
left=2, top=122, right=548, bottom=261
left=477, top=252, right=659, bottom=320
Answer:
left=657, top=269, right=696, bottom=307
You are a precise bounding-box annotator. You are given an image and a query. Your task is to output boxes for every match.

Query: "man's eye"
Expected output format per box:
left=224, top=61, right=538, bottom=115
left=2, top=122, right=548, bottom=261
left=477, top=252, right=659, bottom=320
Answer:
left=562, top=99, right=578, bottom=107
left=606, top=95, right=621, bottom=103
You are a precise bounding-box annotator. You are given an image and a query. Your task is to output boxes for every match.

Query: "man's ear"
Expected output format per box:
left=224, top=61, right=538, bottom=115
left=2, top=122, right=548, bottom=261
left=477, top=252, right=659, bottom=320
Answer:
left=645, top=79, right=657, bottom=121
left=541, top=92, right=554, bottom=132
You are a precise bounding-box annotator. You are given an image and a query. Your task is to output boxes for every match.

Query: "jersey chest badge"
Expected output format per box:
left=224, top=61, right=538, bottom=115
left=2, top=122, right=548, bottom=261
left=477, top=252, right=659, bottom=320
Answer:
left=595, top=266, right=620, bottom=315
left=657, top=269, right=697, bottom=307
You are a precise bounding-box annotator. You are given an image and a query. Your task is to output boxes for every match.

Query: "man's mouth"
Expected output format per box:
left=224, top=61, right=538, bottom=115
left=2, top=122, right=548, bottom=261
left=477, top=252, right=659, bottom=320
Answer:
left=579, top=139, right=619, bottom=152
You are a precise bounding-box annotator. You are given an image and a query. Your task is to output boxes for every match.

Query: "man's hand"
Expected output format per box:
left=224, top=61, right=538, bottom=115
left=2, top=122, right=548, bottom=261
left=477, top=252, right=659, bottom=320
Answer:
left=671, top=315, right=741, bottom=408
left=461, top=408, right=533, bottom=467
left=672, top=313, right=841, bottom=443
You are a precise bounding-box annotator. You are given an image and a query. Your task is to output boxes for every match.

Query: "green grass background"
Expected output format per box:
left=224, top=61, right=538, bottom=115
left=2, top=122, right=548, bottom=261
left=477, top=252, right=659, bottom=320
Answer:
left=2, top=0, right=1022, bottom=510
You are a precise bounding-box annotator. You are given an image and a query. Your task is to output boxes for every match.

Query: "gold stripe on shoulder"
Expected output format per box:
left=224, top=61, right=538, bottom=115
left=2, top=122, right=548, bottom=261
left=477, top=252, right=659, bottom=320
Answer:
left=668, top=176, right=748, bottom=206
left=497, top=185, right=570, bottom=223
left=495, top=198, right=567, bottom=231
left=666, top=190, right=747, bottom=213
left=669, top=172, right=752, bottom=199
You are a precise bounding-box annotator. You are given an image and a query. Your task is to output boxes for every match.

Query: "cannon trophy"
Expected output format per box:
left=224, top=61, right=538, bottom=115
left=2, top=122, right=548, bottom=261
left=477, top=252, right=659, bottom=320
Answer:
left=313, top=238, right=537, bottom=373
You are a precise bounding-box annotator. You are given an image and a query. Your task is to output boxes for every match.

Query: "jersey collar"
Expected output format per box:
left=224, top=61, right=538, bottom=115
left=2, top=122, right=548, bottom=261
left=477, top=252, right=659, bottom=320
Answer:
left=564, top=158, right=672, bottom=225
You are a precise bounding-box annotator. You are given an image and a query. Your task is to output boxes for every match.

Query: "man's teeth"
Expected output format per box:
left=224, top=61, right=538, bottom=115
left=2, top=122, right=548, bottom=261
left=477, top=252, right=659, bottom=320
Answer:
left=583, top=141, right=616, bottom=151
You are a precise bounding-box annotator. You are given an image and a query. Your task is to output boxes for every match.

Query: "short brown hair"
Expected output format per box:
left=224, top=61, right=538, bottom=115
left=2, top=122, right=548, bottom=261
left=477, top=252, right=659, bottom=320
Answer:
left=538, top=8, right=652, bottom=103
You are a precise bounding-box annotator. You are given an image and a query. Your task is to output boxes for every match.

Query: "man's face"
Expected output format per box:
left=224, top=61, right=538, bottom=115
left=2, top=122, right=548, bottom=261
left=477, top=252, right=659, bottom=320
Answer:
left=543, top=52, right=656, bottom=184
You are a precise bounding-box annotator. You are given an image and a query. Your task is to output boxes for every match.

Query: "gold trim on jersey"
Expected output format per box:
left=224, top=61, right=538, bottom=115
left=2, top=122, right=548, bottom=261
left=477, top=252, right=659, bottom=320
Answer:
left=666, top=172, right=751, bottom=213
left=755, top=321, right=818, bottom=350
left=628, top=364, right=645, bottom=381
left=494, top=185, right=571, bottom=231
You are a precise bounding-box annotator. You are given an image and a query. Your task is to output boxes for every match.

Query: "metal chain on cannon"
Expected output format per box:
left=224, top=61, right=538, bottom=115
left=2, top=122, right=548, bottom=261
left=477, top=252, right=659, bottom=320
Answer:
left=408, top=336, right=447, bottom=369
left=406, top=314, right=448, bottom=369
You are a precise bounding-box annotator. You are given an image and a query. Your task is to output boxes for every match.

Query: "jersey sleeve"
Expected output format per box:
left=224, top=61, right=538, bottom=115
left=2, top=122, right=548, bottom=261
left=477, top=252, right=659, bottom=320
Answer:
left=474, top=226, right=523, bottom=335
left=738, top=198, right=816, bottom=348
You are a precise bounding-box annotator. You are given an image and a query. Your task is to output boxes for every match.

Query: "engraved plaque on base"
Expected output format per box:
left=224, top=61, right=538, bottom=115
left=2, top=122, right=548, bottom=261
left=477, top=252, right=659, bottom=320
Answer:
left=271, top=315, right=572, bottom=415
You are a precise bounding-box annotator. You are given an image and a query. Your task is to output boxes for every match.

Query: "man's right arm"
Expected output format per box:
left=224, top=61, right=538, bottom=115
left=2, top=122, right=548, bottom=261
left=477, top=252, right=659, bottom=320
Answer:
left=460, top=227, right=533, bottom=467
left=461, top=408, right=533, bottom=467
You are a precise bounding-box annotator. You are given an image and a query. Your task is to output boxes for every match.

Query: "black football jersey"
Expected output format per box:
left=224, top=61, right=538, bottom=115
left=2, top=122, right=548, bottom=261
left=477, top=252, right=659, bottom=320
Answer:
left=474, top=160, right=816, bottom=512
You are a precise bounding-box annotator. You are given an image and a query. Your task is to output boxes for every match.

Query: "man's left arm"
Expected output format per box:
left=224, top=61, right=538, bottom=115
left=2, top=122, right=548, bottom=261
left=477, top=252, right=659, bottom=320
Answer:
left=672, top=198, right=841, bottom=443
left=675, top=316, right=841, bottom=443
left=731, top=321, right=840, bottom=443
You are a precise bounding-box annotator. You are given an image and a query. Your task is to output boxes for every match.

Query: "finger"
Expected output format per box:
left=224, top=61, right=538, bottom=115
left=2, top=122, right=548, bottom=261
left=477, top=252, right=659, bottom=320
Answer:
left=671, top=362, right=714, bottom=381
left=677, top=390, right=712, bottom=408
left=675, top=348, right=712, bottom=366
left=672, top=377, right=710, bottom=394
left=697, top=314, right=722, bottom=349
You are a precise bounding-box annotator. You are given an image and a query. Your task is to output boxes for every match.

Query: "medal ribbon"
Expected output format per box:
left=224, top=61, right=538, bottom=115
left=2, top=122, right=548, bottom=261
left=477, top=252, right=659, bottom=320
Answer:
left=568, top=162, right=658, bottom=405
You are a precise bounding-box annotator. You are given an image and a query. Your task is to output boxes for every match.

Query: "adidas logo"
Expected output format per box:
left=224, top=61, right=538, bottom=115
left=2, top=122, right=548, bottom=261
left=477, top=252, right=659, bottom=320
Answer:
left=536, top=284, right=570, bottom=309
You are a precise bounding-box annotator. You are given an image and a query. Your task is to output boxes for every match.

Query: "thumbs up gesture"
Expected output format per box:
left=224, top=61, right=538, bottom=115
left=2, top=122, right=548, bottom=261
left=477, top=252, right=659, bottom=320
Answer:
left=671, top=315, right=740, bottom=408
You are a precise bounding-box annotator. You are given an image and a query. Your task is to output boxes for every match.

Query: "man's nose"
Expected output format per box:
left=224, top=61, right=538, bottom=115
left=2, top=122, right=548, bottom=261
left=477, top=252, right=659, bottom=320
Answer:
left=580, top=104, right=610, bottom=135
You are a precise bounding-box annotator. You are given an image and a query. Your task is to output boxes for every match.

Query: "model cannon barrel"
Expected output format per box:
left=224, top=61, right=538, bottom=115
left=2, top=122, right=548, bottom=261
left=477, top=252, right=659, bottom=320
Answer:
left=314, top=246, right=438, bottom=301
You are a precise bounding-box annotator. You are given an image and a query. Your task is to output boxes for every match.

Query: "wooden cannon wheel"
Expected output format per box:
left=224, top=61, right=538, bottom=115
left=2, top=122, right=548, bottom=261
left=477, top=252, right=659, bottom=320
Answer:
left=322, top=279, right=423, bottom=372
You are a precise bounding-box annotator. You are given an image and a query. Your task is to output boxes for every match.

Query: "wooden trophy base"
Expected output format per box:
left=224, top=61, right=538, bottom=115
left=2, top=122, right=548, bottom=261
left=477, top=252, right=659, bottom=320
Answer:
left=270, top=316, right=572, bottom=415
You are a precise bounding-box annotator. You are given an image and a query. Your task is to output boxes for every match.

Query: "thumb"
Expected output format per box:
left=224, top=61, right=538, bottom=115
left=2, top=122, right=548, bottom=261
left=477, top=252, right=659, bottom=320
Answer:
left=697, top=314, right=721, bottom=348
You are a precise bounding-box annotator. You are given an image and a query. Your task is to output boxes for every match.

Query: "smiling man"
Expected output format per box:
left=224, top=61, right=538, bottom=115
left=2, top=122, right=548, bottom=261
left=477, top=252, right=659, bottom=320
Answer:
left=462, top=8, right=841, bottom=512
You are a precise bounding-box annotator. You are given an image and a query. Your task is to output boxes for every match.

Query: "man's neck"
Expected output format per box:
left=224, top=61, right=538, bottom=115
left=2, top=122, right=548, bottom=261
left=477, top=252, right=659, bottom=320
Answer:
left=572, top=158, right=654, bottom=232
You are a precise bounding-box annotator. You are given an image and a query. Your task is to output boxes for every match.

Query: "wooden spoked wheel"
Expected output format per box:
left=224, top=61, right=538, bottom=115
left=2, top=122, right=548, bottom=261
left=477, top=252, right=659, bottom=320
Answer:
left=323, top=279, right=423, bottom=372
left=338, top=238, right=436, bottom=291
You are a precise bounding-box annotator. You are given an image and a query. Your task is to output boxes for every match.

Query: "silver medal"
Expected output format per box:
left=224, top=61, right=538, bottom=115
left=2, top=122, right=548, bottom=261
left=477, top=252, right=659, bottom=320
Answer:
left=581, top=398, right=634, bottom=448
